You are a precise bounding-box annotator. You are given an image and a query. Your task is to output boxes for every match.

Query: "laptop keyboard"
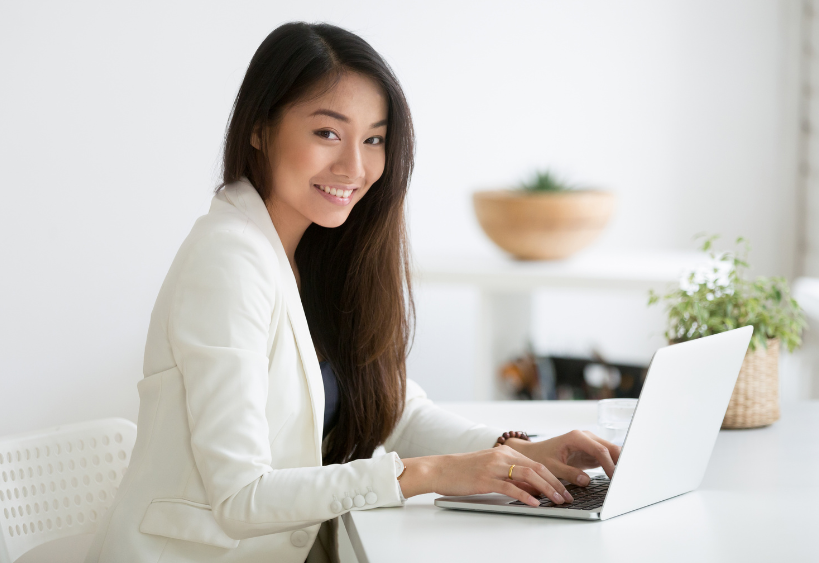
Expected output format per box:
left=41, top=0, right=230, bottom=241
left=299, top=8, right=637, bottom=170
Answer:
left=508, top=474, right=610, bottom=511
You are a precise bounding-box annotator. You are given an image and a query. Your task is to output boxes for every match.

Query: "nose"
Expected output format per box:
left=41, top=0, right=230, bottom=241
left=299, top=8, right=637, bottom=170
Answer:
left=329, top=141, right=365, bottom=182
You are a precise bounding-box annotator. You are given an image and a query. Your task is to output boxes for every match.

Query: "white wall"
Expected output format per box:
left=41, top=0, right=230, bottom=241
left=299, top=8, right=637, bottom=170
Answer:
left=803, top=0, right=819, bottom=276
left=0, top=0, right=801, bottom=434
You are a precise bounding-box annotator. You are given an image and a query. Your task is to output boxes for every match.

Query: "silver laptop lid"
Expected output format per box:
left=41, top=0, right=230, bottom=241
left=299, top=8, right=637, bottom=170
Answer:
left=600, top=326, right=753, bottom=520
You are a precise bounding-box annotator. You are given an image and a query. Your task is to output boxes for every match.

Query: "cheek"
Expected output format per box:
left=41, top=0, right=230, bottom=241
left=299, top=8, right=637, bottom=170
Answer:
left=270, top=137, right=326, bottom=189
left=363, top=152, right=387, bottom=189
left=351, top=154, right=385, bottom=205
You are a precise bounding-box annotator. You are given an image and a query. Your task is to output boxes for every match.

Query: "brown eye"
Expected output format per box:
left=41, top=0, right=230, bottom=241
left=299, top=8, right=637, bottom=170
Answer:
left=366, top=136, right=385, bottom=145
left=315, top=130, right=340, bottom=140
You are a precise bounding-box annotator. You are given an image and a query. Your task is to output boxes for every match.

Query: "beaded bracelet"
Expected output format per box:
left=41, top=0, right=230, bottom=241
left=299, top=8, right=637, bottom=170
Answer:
left=493, top=430, right=531, bottom=447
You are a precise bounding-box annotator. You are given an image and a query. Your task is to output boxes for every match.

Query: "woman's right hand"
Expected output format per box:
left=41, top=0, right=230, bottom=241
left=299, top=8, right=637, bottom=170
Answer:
left=398, top=445, right=573, bottom=507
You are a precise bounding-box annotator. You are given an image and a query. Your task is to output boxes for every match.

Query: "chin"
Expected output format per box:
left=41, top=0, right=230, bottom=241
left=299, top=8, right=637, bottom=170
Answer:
left=312, top=211, right=352, bottom=229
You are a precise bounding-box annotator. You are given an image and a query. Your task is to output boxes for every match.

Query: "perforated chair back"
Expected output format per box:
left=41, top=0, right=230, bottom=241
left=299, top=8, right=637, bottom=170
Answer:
left=0, top=418, right=137, bottom=563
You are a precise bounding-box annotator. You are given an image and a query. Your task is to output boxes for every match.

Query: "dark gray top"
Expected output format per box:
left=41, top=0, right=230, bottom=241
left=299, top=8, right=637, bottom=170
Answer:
left=320, top=360, right=340, bottom=440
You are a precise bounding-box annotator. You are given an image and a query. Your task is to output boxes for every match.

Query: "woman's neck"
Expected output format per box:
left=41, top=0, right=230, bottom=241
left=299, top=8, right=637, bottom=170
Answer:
left=265, top=199, right=311, bottom=290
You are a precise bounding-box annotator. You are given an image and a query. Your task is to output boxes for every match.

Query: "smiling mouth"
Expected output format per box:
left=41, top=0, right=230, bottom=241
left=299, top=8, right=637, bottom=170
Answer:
left=314, top=184, right=356, bottom=202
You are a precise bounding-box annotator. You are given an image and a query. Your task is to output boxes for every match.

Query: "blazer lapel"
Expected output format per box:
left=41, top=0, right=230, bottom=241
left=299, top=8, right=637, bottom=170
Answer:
left=217, top=179, right=324, bottom=464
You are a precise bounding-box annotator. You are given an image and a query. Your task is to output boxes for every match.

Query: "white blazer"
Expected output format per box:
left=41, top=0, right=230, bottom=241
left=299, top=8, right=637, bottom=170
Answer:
left=83, top=179, right=503, bottom=563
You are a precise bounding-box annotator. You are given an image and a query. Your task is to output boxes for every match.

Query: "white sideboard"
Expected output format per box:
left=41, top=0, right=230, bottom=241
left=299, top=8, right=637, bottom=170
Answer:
left=412, top=251, right=706, bottom=400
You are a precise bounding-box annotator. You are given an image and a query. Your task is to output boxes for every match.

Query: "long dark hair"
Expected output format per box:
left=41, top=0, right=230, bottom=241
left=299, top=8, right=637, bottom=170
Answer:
left=219, top=22, right=415, bottom=464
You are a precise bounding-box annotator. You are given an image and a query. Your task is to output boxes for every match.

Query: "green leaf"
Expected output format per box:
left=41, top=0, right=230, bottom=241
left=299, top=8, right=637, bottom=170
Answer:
left=646, top=234, right=807, bottom=350
left=520, top=170, right=573, bottom=192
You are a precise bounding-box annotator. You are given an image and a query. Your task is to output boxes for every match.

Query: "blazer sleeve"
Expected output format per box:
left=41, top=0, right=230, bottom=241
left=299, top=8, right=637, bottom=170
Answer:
left=168, top=228, right=404, bottom=541
left=382, top=379, right=505, bottom=457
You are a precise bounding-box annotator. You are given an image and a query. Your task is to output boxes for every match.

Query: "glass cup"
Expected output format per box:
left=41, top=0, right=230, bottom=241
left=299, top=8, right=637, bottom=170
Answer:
left=597, top=398, right=638, bottom=447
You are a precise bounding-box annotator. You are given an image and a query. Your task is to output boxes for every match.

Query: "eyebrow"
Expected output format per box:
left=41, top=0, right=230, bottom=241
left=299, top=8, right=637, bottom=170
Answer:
left=309, top=108, right=388, bottom=129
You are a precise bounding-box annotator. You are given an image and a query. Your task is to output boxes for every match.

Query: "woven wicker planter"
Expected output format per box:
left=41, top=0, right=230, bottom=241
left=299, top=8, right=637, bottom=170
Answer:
left=721, top=337, right=780, bottom=429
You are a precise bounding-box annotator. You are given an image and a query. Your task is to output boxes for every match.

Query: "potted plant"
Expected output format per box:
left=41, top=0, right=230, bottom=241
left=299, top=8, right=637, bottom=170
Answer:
left=473, top=170, right=616, bottom=260
left=648, top=235, right=807, bottom=428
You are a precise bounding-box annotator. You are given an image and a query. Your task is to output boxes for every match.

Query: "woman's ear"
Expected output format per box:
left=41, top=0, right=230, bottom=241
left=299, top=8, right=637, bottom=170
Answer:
left=250, top=123, right=263, bottom=151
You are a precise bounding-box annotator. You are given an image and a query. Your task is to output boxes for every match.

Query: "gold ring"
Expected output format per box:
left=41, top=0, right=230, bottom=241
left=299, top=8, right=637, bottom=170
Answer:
left=508, top=464, right=515, bottom=479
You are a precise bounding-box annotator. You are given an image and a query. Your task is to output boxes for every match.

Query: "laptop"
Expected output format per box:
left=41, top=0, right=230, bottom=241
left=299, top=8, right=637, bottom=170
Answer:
left=434, top=326, right=753, bottom=521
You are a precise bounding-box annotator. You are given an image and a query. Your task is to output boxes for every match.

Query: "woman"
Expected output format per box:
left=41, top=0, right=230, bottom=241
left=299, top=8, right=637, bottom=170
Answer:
left=84, top=21, right=620, bottom=563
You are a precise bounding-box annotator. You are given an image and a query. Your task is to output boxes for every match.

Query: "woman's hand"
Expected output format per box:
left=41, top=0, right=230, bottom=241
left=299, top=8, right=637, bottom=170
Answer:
left=398, top=445, right=574, bottom=507
left=505, top=430, right=622, bottom=487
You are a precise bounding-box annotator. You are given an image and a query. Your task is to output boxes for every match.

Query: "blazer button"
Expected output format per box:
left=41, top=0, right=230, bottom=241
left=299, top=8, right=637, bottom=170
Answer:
left=330, top=500, right=343, bottom=513
left=365, top=492, right=378, bottom=504
left=290, top=530, right=309, bottom=547
left=342, top=497, right=353, bottom=510
left=354, top=494, right=365, bottom=508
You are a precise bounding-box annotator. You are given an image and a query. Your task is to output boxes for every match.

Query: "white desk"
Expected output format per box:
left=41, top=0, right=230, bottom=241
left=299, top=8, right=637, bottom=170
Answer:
left=344, top=401, right=819, bottom=563
left=413, top=251, right=705, bottom=400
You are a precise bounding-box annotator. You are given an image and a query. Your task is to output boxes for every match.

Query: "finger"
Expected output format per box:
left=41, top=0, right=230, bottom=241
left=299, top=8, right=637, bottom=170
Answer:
left=510, top=463, right=568, bottom=504
left=508, top=479, right=541, bottom=498
left=528, top=462, right=574, bottom=502
left=497, top=480, right=540, bottom=507
left=583, top=430, right=622, bottom=465
left=572, top=431, right=616, bottom=478
left=545, top=459, right=592, bottom=487
left=503, top=448, right=574, bottom=502
left=494, top=445, right=570, bottom=502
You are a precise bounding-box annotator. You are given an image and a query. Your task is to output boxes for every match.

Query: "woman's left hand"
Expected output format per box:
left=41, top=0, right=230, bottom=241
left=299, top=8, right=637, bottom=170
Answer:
left=505, top=430, right=621, bottom=487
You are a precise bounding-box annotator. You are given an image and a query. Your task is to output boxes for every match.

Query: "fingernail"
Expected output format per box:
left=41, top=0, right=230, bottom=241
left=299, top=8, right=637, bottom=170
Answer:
left=553, top=492, right=564, bottom=503
left=562, top=490, right=573, bottom=502
left=578, top=473, right=589, bottom=485
left=528, top=496, right=539, bottom=507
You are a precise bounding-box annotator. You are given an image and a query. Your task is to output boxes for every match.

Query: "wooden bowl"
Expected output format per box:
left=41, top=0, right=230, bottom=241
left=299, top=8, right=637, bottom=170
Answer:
left=473, top=190, right=616, bottom=260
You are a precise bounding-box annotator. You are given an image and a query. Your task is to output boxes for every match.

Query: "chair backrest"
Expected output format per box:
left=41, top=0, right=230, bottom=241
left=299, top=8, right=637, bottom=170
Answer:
left=0, top=418, right=137, bottom=563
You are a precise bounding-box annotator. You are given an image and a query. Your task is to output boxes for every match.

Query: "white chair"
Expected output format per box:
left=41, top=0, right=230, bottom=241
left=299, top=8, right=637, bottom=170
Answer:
left=0, top=419, right=136, bottom=563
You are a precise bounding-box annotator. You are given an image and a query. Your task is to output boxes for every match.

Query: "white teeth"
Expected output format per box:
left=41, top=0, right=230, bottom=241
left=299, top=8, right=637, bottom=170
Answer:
left=317, top=185, right=353, bottom=198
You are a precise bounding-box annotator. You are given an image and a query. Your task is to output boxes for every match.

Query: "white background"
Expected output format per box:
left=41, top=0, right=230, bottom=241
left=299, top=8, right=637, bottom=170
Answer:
left=0, top=0, right=806, bottom=434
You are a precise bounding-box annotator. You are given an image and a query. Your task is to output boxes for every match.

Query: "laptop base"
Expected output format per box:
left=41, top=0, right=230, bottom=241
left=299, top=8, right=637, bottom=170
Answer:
left=434, top=494, right=600, bottom=520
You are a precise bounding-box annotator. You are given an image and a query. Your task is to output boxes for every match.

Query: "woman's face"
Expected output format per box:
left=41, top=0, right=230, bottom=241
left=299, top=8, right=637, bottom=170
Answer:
left=259, top=72, right=389, bottom=229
